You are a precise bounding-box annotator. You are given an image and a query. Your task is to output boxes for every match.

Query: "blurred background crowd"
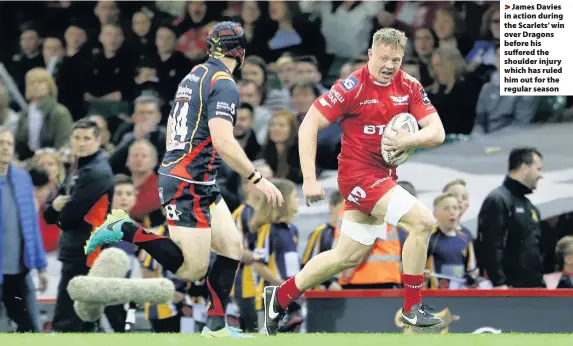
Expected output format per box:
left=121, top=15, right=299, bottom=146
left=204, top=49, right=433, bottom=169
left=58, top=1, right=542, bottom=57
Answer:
left=1, top=0, right=573, bottom=334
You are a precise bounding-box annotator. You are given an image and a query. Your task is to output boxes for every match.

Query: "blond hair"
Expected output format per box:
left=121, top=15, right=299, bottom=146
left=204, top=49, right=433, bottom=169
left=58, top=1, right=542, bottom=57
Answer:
left=433, top=192, right=458, bottom=208
left=371, top=28, right=407, bottom=51
left=250, top=178, right=297, bottom=229
left=432, top=46, right=467, bottom=80
left=442, top=179, right=467, bottom=193
left=25, top=67, right=58, bottom=100
left=556, top=236, right=573, bottom=257
left=31, top=149, right=66, bottom=184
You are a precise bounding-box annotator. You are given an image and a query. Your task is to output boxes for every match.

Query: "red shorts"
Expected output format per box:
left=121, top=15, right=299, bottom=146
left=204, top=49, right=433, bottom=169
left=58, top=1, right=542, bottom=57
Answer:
left=338, top=167, right=397, bottom=215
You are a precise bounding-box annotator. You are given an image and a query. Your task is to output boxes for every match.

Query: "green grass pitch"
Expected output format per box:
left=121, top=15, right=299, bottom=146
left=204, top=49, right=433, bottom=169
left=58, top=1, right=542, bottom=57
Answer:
left=0, top=333, right=572, bottom=346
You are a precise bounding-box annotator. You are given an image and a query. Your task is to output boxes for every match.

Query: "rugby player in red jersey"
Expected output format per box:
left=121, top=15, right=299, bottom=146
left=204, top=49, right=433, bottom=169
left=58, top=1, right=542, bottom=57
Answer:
left=262, top=28, right=446, bottom=335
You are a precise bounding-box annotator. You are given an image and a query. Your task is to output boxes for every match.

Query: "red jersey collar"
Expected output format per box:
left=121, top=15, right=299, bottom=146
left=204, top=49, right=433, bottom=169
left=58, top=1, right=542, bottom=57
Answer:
left=364, top=64, right=392, bottom=87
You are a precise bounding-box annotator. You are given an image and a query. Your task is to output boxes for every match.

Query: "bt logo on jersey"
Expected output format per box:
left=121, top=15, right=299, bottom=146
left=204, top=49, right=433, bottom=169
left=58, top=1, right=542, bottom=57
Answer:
left=363, top=125, right=386, bottom=135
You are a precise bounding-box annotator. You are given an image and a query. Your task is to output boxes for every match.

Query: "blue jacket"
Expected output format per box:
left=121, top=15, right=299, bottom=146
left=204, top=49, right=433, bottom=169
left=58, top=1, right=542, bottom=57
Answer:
left=0, top=165, right=47, bottom=283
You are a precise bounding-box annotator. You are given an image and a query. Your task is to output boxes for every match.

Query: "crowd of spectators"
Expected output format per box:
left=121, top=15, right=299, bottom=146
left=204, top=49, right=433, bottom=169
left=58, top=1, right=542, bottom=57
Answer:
left=1, top=0, right=573, bottom=333
left=1, top=1, right=572, bottom=181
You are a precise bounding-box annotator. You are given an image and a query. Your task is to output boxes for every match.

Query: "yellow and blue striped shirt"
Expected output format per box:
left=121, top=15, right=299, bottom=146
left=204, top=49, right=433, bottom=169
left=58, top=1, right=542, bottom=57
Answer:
left=254, top=222, right=300, bottom=310
left=230, top=203, right=258, bottom=298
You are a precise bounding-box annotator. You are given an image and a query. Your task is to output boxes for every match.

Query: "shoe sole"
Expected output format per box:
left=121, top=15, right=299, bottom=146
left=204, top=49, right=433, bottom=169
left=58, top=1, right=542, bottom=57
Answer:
left=400, top=316, right=446, bottom=329
left=262, top=287, right=275, bottom=336
left=262, top=288, right=270, bottom=336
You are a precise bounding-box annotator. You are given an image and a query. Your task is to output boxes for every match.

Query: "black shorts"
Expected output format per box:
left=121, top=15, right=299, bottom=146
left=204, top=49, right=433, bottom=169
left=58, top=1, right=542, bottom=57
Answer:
left=158, top=175, right=221, bottom=228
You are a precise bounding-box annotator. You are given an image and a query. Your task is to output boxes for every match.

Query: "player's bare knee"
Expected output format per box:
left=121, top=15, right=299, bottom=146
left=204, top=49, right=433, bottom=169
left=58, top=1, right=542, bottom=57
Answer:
left=403, top=204, right=436, bottom=237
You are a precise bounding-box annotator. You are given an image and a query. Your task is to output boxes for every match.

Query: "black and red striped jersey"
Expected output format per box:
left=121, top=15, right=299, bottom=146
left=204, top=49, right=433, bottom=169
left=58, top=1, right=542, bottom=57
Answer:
left=159, top=57, right=239, bottom=184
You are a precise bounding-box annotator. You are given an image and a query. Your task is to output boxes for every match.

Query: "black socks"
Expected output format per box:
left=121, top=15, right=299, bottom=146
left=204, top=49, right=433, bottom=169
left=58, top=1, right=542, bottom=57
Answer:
left=120, top=223, right=184, bottom=274
left=205, top=255, right=240, bottom=331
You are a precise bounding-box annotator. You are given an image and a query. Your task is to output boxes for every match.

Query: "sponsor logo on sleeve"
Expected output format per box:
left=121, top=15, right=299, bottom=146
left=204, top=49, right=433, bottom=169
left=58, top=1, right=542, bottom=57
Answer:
left=340, top=75, right=359, bottom=91
left=319, top=97, right=331, bottom=108
left=403, top=72, right=420, bottom=84
left=175, top=86, right=193, bottom=100
left=183, top=74, right=200, bottom=83
left=216, top=102, right=235, bottom=121
left=419, top=88, right=431, bottom=104
left=216, top=101, right=232, bottom=112
left=327, top=88, right=345, bottom=105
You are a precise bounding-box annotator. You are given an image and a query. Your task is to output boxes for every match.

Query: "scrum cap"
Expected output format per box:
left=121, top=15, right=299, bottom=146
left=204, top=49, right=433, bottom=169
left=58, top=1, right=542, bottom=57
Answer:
left=207, top=21, right=247, bottom=68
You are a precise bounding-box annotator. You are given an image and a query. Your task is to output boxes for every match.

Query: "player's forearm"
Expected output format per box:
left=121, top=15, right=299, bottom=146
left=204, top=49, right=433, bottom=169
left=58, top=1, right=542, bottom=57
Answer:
left=252, top=262, right=283, bottom=286
left=409, top=121, right=445, bottom=148
left=214, top=137, right=256, bottom=179
left=298, top=119, right=319, bottom=180
left=241, top=249, right=254, bottom=264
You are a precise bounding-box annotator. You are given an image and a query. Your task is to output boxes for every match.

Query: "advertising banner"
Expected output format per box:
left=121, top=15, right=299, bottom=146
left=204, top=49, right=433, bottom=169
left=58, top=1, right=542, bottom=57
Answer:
left=306, top=289, right=573, bottom=333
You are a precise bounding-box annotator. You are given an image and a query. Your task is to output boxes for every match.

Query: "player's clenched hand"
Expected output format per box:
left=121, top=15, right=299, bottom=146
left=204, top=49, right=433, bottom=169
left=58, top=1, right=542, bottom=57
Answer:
left=254, top=177, right=284, bottom=207
left=302, top=178, right=325, bottom=207
left=382, top=128, right=412, bottom=157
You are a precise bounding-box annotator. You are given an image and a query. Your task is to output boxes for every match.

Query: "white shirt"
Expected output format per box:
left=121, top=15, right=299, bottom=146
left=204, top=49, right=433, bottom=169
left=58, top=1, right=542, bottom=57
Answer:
left=27, top=103, right=44, bottom=151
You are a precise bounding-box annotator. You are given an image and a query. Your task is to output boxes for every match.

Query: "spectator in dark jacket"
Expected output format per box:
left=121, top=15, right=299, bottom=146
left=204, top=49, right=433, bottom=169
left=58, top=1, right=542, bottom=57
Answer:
left=426, top=46, right=479, bottom=135
left=234, top=103, right=261, bottom=161
left=44, top=119, right=115, bottom=332
left=473, top=46, right=539, bottom=135
left=249, top=1, right=326, bottom=71
left=109, top=95, right=166, bottom=175
left=476, top=148, right=544, bottom=288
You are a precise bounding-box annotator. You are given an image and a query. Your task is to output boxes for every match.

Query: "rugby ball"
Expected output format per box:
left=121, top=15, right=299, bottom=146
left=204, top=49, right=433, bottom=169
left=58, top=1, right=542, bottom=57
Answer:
left=381, top=113, right=419, bottom=166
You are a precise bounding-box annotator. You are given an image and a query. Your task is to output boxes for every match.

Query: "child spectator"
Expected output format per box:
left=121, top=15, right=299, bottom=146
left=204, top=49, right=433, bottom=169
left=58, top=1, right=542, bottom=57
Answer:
left=426, top=193, right=477, bottom=289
